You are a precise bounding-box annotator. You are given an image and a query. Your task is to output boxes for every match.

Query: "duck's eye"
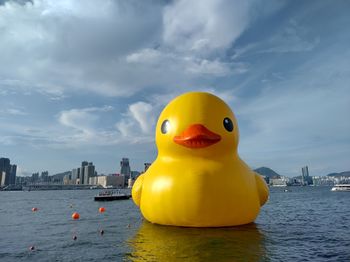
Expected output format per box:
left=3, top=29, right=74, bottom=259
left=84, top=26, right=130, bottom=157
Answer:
left=223, top=117, right=234, bottom=132
left=161, top=120, right=171, bottom=134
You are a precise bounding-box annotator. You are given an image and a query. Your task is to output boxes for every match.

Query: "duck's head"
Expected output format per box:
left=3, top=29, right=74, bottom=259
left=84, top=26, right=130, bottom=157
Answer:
left=155, top=92, right=239, bottom=158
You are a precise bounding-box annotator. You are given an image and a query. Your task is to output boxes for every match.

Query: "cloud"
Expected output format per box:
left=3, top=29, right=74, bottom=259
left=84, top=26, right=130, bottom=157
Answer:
left=129, top=102, right=155, bottom=133
left=163, top=0, right=256, bottom=55
left=115, top=101, right=157, bottom=143
left=59, top=106, right=113, bottom=130
left=232, top=20, right=320, bottom=59
left=0, top=0, right=259, bottom=99
left=126, top=48, right=236, bottom=78
left=58, top=105, right=116, bottom=144
left=257, top=20, right=320, bottom=53
left=0, top=0, right=163, bottom=97
left=0, top=108, right=27, bottom=116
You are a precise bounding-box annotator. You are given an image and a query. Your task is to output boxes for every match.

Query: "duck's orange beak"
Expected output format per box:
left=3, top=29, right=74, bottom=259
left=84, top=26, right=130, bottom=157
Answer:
left=173, top=124, right=221, bottom=148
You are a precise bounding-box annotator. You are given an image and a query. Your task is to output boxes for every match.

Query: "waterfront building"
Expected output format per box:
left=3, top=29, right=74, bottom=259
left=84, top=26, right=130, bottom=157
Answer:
left=0, top=158, right=10, bottom=182
left=63, top=174, right=74, bottom=185
left=1, top=171, right=7, bottom=186
left=41, top=171, right=49, bottom=183
left=71, top=168, right=80, bottom=183
left=80, top=161, right=88, bottom=184
left=0, top=158, right=16, bottom=185
left=31, top=172, right=39, bottom=183
left=9, top=164, right=17, bottom=185
left=270, top=177, right=289, bottom=187
left=120, top=158, right=131, bottom=184
left=312, top=176, right=335, bottom=186
left=128, top=177, right=134, bottom=188
left=131, top=171, right=140, bottom=180
left=83, top=162, right=95, bottom=185
left=71, top=161, right=95, bottom=185
left=89, top=176, right=99, bottom=185
left=301, top=166, right=312, bottom=185
left=91, top=175, right=125, bottom=188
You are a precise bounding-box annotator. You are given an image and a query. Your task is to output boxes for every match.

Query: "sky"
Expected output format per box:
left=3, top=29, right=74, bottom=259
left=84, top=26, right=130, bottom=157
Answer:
left=0, top=0, right=349, bottom=177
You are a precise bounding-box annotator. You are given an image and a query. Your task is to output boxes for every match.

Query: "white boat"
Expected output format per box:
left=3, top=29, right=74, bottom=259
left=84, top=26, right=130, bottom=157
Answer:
left=94, top=190, right=131, bottom=201
left=331, top=184, right=350, bottom=192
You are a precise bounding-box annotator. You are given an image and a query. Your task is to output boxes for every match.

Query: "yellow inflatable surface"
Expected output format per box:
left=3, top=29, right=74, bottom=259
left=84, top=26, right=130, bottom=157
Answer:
left=132, top=92, right=269, bottom=227
left=128, top=221, right=266, bottom=261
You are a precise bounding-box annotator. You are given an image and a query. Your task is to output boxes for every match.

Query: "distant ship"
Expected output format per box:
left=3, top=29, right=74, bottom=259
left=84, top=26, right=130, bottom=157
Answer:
left=94, top=190, right=131, bottom=201
left=331, top=184, right=350, bottom=192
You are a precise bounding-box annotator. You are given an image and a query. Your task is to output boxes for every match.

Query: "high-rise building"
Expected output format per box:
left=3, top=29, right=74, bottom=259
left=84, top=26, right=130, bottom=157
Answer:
left=32, top=172, right=39, bottom=183
left=0, top=158, right=10, bottom=185
left=80, top=161, right=89, bottom=184
left=41, top=171, right=49, bottom=183
left=120, top=158, right=131, bottom=183
left=1, top=171, right=7, bottom=186
left=9, top=164, right=17, bottom=185
left=71, top=168, right=80, bottom=183
left=0, top=158, right=17, bottom=185
left=131, top=171, right=140, bottom=180
left=301, top=166, right=311, bottom=185
left=83, top=162, right=95, bottom=185
left=71, top=161, right=95, bottom=184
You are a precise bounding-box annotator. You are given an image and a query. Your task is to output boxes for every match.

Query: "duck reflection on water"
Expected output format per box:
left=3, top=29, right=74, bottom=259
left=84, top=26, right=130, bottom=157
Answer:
left=127, top=221, right=267, bottom=262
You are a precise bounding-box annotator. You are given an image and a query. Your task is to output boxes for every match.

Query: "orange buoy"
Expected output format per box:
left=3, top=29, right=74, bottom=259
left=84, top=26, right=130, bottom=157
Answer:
left=99, top=207, right=106, bottom=213
left=32, top=207, right=38, bottom=212
left=72, top=212, right=80, bottom=220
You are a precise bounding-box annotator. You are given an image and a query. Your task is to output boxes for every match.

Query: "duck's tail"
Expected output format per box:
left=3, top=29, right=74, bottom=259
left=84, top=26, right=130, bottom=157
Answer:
left=132, top=173, right=145, bottom=207
left=255, top=173, right=269, bottom=206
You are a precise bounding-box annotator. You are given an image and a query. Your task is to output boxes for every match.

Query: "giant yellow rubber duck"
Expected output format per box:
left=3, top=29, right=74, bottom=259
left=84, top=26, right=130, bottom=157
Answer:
left=132, top=92, right=269, bottom=227
left=128, top=221, right=266, bottom=261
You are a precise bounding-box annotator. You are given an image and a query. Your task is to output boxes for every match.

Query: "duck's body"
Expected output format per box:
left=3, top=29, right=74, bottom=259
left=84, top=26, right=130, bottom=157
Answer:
left=132, top=92, right=269, bottom=227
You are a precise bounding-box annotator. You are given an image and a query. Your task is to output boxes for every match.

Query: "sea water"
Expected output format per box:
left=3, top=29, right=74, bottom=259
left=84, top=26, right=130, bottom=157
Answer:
left=0, top=186, right=349, bottom=261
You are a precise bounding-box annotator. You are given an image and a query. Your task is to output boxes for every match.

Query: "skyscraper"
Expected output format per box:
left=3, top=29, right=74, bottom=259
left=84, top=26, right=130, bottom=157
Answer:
left=71, top=168, right=80, bottom=183
left=41, top=171, right=49, bottom=183
left=0, top=158, right=17, bottom=186
left=80, top=161, right=89, bottom=184
left=120, top=158, right=131, bottom=184
left=0, top=158, right=10, bottom=185
left=9, top=164, right=17, bottom=185
left=1, top=171, right=7, bottom=186
left=301, top=166, right=310, bottom=185
left=83, top=162, right=95, bottom=185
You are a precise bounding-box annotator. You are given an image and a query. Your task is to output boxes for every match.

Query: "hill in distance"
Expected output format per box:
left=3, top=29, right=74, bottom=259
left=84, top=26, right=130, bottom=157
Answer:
left=254, top=167, right=281, bottom=179
left=51, top=171, right=72, bottom=180
left=327, top=171, right=350, bottom=177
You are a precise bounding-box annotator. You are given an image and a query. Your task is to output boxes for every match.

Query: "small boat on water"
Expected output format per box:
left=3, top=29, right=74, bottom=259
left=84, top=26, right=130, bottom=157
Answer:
left=331, top=184, right=350, bottom=192
left=94, top=190, right=131, bottom=201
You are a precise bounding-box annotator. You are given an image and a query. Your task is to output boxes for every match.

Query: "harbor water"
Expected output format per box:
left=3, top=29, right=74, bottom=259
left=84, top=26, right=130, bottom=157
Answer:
left=0, top=186, right=349, bottom=261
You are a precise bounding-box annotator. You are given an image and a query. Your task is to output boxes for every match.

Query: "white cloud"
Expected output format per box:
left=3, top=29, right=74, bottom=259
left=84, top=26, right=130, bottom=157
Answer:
left=0, top=108, right=27, bottom=116
left=126, top=48, right=236, bottom=78
left=233, top=20, right=320, bottom=59
left=0, top=0, right=163, bottom=97
left=258, top=21, right=320, bottom=53
left=163, top=0, right=255, bottom=55
left=115, top=101, right=157, bottom=143
left=129, top=102, right=155, bottom=134
left=0, top=0, right=258, bottom=98
left=58, top=105, right=114, bottom=142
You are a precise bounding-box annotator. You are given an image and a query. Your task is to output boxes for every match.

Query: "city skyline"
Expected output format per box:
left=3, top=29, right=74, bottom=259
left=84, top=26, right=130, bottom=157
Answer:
left=1, top=0, right=349, bottom=177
